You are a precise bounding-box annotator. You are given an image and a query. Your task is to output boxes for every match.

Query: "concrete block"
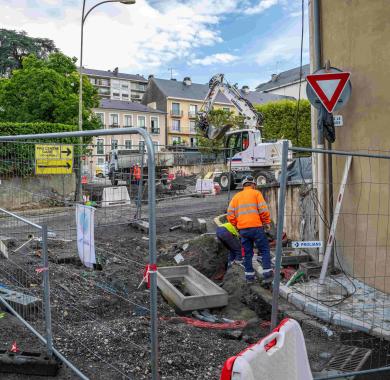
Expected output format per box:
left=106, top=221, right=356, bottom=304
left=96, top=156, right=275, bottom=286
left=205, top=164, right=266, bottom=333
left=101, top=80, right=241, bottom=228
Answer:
left=157, top=265, right=228, bottom=312
left=180, top=217, right=193, bottom=232
left=196, top=218, right=207, bottom=233
left=130, top=220, right=149, bottom=234
left=102, top=186, right=130, bottom=207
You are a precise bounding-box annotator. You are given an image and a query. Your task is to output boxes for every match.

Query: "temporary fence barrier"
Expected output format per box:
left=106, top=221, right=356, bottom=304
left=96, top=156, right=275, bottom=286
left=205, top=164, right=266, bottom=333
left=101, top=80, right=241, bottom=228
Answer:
left=271, top=141, right=390, bottom=379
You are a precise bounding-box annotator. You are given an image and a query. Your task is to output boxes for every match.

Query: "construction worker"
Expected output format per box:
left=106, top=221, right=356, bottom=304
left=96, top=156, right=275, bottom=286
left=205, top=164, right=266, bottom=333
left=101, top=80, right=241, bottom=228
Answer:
left=227, top=176, right=273, bottom=284
left=133, top=163, right=141, bottom=185
left=214, top=214, right=243, bottom=268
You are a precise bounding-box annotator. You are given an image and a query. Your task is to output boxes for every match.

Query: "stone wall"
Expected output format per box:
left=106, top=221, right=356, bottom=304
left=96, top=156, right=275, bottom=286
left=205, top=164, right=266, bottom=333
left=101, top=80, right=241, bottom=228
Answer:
left=0, top=174, right=76, bottom=210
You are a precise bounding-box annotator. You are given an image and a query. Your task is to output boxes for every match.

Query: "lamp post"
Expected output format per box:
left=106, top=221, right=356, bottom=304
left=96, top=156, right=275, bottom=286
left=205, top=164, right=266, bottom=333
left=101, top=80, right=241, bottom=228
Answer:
left=77, top=0, right=136, bottom=201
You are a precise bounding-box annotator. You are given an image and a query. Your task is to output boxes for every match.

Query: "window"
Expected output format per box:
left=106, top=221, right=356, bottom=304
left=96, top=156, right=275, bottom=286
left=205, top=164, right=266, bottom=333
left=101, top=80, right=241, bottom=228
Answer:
left=139, top=140, right=145, bottom=151
left=172, top=119, right=180, bottom=132
left=151, top=116, right=159, bottom=133
left=90, top=78, right=96, bottom=85
left=112, top=80, right=120, bottom=89
left=122, top=93, right=129, bottom=99
left=223, top=107, right=230, bottom=112
left=121, top=83, right=129, bottom=90
left=171, top=102, right=181, bottom=116
left=95, top=112, right=104, bottom=127
left=125, top=140, right=132, bottom=149
left=109, top=114, right=119, bottom=127
left=98, top=79, right=109, bottom=86
left=124, top=115, right=133, bottom=127
left=153, top=141, right=159, bottom=152
left=112, top=92, right=120, bottom=99
left=97, top=157, right=105, bottom=165
left=98, top=87, right=110, bottom=95
left=189, top=104, right=198, bottom=117
left=96, top=139, right=104, bottom=155
left=111, top=139, right=118, bottom=150
left=138, top=116, right=146, bottom=129
left=190, top=137, right=198, bottom=147
left=189, top=120, right=197, bottom=134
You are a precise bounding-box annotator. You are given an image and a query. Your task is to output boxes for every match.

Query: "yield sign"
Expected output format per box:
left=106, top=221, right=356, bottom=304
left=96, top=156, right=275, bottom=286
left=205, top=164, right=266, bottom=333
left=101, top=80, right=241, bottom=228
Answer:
left=306, top=72, right=351, bottom=113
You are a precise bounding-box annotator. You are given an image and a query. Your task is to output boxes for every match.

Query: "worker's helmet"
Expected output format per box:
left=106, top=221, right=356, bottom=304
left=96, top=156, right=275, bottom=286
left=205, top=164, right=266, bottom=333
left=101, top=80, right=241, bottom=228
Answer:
left=242, top=176, right=256, bottom=187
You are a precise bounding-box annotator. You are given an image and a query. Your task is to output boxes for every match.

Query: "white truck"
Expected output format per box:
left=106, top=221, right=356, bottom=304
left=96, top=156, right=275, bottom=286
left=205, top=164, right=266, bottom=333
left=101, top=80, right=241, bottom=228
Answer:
left=197, top=74, right=292, bottom=190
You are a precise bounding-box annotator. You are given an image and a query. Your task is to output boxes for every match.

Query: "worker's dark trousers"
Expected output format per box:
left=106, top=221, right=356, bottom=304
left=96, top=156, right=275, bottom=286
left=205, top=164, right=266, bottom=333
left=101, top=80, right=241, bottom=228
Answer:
left=216, top=227, right=242, bottom=264
left=240, top=227, right=271, bottom=279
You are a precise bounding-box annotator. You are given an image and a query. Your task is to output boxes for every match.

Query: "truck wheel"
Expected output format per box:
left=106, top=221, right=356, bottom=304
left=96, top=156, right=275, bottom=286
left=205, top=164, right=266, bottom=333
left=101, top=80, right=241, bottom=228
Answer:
left=254, top=171, right=274, bottom=186
left=111, top=177, right=118, bottom=186
left=216, top=172, right=235, bottom=191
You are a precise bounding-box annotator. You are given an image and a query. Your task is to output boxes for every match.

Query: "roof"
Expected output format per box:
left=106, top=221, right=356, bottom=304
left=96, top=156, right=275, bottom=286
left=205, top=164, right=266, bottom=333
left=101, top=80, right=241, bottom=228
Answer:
left=81, top=68, right=147, bottom=82
left=97, top=99, right=165, bottom=113
left=239, top=90, right=295, bottom=103
left=152, top=78, right=230, bottom=103
left=152, top=78, right=291, bottom=104
left=256, top=64, right=310, bottom=92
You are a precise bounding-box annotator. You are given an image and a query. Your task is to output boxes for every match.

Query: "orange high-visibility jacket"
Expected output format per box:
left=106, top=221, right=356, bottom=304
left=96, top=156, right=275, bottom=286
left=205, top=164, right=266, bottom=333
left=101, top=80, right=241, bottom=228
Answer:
left=134, top=166, right=141, bottom=180
left=227, top=187, right=271, bottom=229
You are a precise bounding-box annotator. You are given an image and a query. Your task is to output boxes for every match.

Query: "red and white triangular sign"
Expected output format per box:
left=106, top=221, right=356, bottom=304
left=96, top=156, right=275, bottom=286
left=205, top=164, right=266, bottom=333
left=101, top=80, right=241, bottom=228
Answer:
left=306, top=72, right=350, bottom=113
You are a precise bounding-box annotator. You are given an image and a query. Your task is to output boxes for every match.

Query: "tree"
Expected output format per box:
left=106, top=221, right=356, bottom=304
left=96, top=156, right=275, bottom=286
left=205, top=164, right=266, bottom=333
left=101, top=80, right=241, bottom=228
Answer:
left=196, top=109, right=245, bottom=151
left=0, top=29, right=57, bottom=77
left=0, top=52, right=100, bottom=130
left=255, top=100, right=311, bottom=147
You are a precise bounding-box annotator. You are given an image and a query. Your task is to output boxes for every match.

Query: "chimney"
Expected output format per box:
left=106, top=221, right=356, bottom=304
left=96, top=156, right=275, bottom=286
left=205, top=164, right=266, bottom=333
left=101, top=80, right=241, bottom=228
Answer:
left=183, top=77, right=192, bottom=86
left=113, top=67, right=119, bottom=76
left=241, top=85, right=250, bottom=94
left=271, top=73, right=278, bottom=82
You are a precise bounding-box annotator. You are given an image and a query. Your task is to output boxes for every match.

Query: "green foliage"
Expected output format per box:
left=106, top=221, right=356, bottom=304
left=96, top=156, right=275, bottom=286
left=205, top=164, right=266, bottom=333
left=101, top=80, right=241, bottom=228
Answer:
left=196, top=109, right=245, bottom=151
left=0, top=122, right=79, bottom=176
left=255, top=99, right=311, bottom=147
left=0, top=52, right=100, bottom=130
left=0, top=29, right=57, bottom=76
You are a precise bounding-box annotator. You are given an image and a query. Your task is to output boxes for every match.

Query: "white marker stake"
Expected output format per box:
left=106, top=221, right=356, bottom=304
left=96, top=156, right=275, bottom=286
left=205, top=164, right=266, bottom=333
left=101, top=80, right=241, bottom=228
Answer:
left=319, top=155, right=352, bottom=285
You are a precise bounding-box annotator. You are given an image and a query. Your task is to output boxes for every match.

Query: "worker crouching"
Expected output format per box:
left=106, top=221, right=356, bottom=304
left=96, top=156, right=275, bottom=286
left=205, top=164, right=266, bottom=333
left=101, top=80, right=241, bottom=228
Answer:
left=227, top=176, right=273, bottom=284
left=214, top=215, right=243, bottom=268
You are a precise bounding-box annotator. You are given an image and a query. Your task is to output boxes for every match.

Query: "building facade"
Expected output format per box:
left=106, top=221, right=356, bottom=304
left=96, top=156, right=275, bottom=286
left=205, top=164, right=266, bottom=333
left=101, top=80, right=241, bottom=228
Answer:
left=256, top=65, right=310, bottom=100
left=91, top=99, right=166, bottom=167
left=82, top=68, right=148, bottom=102
left=142, top=77, right=288, bottom=146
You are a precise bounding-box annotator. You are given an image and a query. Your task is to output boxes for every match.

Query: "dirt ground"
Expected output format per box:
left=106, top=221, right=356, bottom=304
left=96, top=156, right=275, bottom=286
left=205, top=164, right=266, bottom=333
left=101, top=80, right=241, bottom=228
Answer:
left=0, top=193, right=275, bottom=380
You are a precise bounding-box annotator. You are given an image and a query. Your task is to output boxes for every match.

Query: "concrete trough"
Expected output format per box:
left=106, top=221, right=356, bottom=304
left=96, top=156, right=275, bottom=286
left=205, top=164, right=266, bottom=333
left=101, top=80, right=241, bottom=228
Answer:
left=157, top=265, right=228, bottom=312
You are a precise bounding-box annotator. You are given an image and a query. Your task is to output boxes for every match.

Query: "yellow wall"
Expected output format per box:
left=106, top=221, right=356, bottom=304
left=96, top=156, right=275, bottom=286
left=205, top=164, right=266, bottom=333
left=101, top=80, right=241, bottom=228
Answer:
left=317, top=0, right=390, bottom=291
left=167, top=98, right=233, bottom=145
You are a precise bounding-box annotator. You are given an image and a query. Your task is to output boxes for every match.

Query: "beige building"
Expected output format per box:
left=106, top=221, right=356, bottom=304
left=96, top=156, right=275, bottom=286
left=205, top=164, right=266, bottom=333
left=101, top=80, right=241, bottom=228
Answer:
left=143, top=76, right=289, bottom=146
left=256, top=65, right=309, bottom=100
left=310, top=1, right=390, bottom=292
left=91, top=99, right=166, bottom=168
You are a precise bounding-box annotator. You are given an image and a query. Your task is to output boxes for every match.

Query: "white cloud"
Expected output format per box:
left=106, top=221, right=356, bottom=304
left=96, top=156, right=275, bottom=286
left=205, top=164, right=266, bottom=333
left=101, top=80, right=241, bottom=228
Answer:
left=192, top=53, right=238, bottom=66
left=243, top=0, right=279, bottom=15
left=0, top=0, right=241, bottom=73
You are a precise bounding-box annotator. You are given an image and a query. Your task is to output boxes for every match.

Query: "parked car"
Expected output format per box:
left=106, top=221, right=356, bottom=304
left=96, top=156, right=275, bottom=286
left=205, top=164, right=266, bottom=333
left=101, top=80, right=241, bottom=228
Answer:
left=96, top=162, right=109, bottom=178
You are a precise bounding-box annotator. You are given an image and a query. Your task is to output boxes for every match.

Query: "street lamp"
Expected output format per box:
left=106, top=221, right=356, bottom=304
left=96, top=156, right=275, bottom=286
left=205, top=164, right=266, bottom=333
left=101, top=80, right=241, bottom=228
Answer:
left=77, top=0, right=136, bottom=200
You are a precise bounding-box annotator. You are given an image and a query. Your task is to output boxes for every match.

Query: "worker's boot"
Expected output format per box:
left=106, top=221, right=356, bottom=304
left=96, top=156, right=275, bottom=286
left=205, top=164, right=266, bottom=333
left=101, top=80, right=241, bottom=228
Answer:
left=262, top=269, right=274, bottom=285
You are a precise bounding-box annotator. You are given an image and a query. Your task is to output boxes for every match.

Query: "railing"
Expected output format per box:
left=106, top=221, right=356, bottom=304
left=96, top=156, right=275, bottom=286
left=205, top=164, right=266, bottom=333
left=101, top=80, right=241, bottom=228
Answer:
left=170, top=110, right=183, bottom=117
left=170, top=126, right=181, bottom=132
left=188, top=111, right=198, bottom=118
left=151, top=128, right=160, bottom=134
left=109, top=123, right=119, bottom=128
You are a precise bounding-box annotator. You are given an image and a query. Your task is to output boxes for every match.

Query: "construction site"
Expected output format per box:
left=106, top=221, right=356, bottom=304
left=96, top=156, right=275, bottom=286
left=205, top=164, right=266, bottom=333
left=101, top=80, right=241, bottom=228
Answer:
left=1, top=0, right=390, bottom=379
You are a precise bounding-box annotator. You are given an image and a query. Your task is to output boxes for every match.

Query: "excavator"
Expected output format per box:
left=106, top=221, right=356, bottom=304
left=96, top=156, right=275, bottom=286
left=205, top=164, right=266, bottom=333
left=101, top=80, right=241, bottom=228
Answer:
left=197, top=74, right=292, bottom=190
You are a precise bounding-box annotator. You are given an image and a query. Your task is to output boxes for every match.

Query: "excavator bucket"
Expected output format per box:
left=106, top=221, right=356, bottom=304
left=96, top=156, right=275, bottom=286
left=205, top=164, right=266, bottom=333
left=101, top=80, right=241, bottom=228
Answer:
left=207, top=124, right=233, bottom=140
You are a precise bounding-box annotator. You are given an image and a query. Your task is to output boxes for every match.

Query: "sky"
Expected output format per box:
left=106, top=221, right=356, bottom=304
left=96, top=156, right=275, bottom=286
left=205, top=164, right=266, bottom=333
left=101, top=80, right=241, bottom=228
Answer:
left=0, top=0, right=309, bottom=89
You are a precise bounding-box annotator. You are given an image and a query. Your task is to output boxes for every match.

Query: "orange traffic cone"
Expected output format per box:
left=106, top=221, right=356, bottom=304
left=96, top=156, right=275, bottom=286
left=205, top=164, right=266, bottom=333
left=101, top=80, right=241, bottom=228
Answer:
left=10, top=341, right=19, bottom=353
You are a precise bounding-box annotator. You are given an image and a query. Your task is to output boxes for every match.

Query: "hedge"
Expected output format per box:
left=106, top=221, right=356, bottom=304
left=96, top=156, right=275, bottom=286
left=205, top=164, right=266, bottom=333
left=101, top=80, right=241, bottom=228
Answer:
left=255, top=99, right=311, bottom=148
left=0, top=122, right=80, bottom=176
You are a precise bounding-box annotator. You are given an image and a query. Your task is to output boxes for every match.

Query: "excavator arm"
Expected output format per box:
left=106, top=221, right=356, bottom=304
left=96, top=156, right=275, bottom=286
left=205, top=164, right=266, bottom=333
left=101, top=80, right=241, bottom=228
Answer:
left=197, top=74, right=264, bottom=140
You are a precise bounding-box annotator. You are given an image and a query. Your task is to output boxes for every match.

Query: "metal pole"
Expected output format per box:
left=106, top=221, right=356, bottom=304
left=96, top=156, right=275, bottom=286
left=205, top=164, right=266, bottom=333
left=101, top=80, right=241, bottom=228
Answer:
left=77, top=0, right=86, bottom=203
left=42, top=224, right=53, bottom=356
left=327, top=139, right=334, bottom=269
left=270, top=140, right=289, bottom=330
left=227, top=147, right=232, bottom=204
